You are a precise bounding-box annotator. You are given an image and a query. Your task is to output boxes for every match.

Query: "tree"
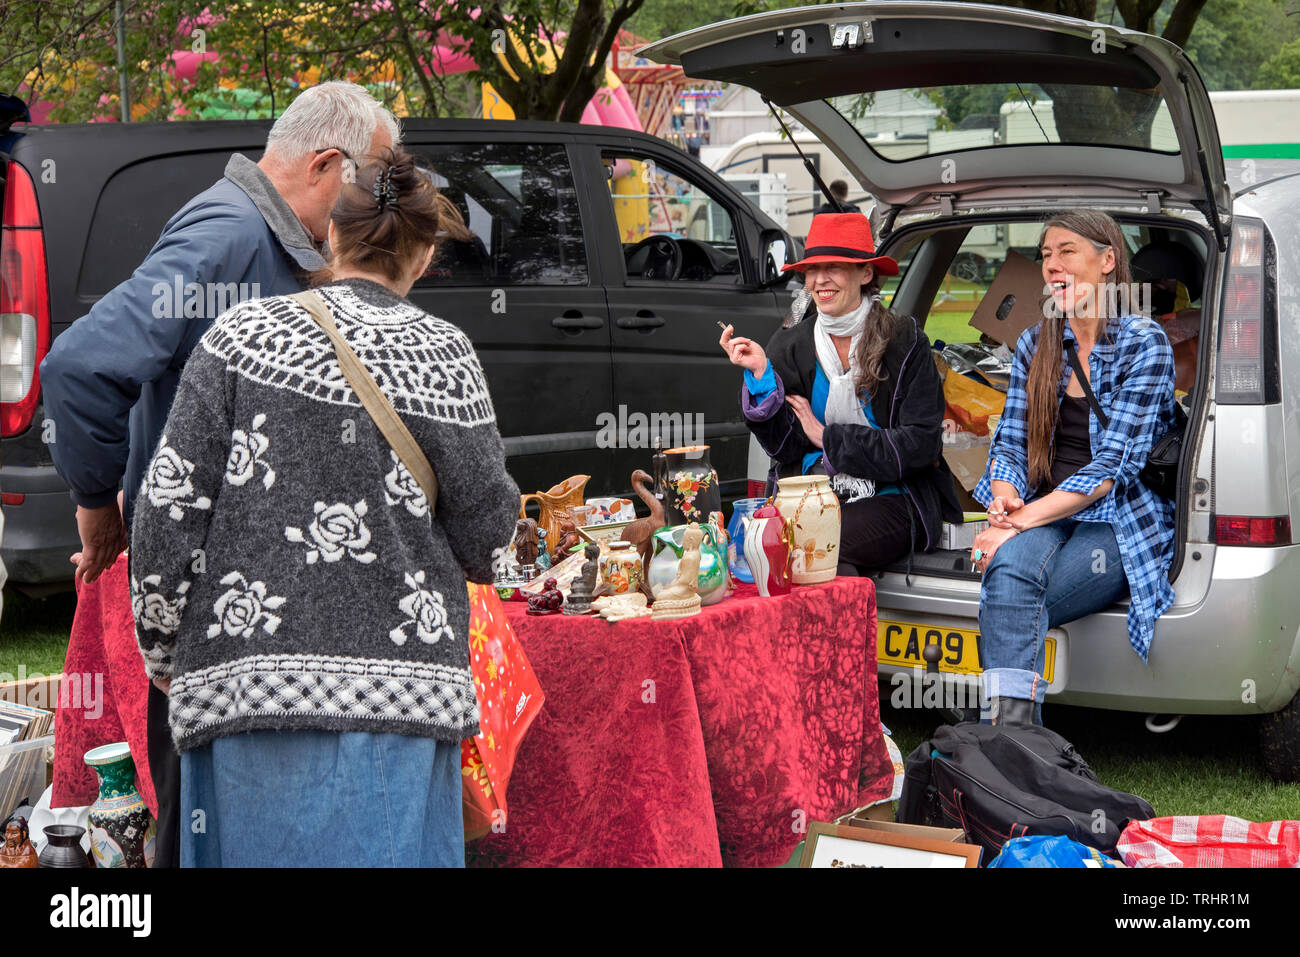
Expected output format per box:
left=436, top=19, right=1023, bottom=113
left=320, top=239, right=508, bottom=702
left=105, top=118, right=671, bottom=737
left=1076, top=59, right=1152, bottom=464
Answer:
left=1255, top=37, right=1300, bottom=89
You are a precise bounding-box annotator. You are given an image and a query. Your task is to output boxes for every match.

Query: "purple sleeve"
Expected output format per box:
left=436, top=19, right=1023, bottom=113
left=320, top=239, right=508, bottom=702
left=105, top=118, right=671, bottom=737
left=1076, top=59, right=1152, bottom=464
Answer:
left=741, top=368, right=786, bottom=422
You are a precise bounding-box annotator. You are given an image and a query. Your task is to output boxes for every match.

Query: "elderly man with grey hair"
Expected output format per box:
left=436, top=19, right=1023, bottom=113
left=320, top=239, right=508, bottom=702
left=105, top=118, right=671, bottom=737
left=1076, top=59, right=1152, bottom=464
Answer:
left=39, top=80, right=398, bottom=868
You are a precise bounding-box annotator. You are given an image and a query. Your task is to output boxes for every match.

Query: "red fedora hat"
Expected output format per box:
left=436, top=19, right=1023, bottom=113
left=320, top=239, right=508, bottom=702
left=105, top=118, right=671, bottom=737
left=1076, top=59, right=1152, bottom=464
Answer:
left=784, top=213, right=898, bottom=275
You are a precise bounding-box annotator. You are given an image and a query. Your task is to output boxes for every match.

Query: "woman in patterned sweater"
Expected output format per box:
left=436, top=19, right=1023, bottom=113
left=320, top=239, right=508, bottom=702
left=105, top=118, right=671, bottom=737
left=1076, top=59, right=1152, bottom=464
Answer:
left=130, top=150, right=520, bottom=867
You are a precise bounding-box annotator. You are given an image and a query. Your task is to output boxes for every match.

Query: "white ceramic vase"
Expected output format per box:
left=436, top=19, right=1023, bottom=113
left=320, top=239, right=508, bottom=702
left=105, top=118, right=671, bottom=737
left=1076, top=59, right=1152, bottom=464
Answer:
left=774, top=475, right=841, bottom=584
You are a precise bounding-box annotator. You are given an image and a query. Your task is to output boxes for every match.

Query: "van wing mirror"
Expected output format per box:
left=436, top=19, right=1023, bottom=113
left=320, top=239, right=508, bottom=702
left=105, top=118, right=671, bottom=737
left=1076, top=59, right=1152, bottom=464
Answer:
left=759, top=229, right=792, bottom=287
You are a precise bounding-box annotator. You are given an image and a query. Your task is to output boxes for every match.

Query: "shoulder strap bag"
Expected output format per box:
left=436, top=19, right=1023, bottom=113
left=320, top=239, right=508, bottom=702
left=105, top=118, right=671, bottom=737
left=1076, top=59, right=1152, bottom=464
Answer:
left=1063, top=340, right=1186, bottom=500
left=289, top=290, right=440, bottom=513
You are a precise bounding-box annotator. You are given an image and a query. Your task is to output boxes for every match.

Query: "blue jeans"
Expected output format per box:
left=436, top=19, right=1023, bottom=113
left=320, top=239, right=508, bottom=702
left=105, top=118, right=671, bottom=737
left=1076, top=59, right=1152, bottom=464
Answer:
left=180, top=730, right=464, bottom=867
left=978, top=519, right=1129, bottom=724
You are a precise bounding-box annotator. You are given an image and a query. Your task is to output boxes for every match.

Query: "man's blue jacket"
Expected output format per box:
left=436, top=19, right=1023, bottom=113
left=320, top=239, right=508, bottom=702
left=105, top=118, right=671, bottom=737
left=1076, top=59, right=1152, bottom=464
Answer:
left=39, top=155, right=323, bottom=526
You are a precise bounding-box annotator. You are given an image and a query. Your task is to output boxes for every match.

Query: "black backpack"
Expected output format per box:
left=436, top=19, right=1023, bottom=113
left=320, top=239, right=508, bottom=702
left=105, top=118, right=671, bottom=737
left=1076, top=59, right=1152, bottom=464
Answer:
left=898, top=723, right=1154, bottom=862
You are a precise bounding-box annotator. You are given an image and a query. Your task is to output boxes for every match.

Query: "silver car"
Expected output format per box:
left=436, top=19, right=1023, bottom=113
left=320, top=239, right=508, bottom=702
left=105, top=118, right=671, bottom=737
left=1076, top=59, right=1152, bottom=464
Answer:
left=645, top=2, right=1300, bottom=780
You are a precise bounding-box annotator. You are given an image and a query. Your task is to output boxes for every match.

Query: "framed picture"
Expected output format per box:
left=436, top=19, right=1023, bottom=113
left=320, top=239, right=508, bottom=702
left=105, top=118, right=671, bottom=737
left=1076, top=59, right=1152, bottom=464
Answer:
left=799, top=822, right=981, bottom=869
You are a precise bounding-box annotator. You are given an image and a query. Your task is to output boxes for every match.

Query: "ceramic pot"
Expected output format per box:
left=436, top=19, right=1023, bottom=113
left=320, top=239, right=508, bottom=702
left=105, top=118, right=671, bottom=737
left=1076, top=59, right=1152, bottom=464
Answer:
left=726, top=498, right=768, bottom=584
left=743, top=503, right=794, bottom=597
left=662, top=446, right=721, bottom=527
left=586, top=497, right=636, bottom=524
left=599, top=541, right=645, bottom=595
left=774, top=475, right=841, bottom=584
left=39, top=825, right=93, bottom=868
left=84, top=742, right=155, bottom=868
left=647, top=523, right=729, bottom=605
left=519, top=475, right=590, bottom=559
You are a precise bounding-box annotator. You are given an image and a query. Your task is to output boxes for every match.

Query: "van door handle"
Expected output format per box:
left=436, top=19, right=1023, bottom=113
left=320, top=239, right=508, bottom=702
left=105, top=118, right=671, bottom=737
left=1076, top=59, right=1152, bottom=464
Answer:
left=551, top=312, right=604, bottom=333
left=616, top=311, right=665, bottom=331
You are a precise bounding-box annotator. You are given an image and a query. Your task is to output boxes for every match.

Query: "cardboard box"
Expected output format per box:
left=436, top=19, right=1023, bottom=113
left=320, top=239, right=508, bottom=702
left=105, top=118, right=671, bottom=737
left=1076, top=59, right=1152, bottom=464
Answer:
left=943, top=445, right=990, bottom=494
left=940, top=519, right=989, bottom=551
left=970, top=249, right=1048, bottom=347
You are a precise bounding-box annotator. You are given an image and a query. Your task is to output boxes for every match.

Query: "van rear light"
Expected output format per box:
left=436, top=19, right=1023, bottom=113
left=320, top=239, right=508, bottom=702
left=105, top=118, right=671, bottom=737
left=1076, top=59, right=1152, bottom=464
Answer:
left=1, top=491, right=24, bottom=506
left=1215, top=220, right=1277, bottom=405
left=1213, top=515, right=1291, bottom=546
left=0, top=161, right=51, bottom=437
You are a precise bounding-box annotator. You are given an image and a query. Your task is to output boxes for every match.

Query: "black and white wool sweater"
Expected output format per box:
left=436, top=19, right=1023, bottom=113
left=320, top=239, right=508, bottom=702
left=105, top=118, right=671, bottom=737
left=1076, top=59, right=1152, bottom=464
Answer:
left=129, top=278, right=520, bottom=752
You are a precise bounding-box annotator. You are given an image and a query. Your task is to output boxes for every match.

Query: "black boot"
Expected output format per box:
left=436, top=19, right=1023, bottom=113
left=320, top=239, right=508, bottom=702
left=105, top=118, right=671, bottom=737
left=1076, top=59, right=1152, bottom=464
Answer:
left=990, top=696, right=1035, bottom=726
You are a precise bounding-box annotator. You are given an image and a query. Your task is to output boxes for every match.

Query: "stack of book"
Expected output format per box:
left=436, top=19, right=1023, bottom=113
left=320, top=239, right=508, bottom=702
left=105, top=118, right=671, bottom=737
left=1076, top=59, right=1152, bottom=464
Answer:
left=0, top=699, right=54, bottom=822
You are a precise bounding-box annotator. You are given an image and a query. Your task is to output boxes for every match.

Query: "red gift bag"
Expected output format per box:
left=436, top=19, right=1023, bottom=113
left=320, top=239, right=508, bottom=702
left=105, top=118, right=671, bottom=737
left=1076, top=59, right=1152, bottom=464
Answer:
left=462, top=583, right=545, bottom=840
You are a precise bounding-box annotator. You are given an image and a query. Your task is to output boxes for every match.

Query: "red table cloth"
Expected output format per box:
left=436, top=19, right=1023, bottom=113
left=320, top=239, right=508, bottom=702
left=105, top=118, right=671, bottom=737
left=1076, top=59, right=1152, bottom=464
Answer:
left=52, top=553, right=157, bottom=814
left=469, top=577, right=890, bottom=868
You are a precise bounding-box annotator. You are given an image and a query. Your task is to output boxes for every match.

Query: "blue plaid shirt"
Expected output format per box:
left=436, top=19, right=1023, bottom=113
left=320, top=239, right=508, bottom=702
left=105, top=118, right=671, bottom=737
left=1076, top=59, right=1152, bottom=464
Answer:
left=975, top=316, right=1178, bottom=661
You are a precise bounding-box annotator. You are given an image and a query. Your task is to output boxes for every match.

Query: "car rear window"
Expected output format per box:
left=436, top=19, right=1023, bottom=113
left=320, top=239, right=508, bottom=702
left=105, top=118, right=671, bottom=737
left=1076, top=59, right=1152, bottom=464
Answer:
left=78, top=150, right=241, bottom=297
left=827, top=83, right=1179, bottom=162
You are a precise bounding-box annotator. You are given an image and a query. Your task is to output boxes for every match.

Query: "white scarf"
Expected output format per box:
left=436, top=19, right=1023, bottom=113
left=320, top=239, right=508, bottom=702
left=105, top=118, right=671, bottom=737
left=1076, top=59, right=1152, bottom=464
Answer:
left=813, top=304, right=876, bottom=503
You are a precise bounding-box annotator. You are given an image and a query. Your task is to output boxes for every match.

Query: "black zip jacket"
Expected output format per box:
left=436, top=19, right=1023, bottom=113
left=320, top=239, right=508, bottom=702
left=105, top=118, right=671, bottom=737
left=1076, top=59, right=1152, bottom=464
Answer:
left=744, top=305, right=963, bottom=553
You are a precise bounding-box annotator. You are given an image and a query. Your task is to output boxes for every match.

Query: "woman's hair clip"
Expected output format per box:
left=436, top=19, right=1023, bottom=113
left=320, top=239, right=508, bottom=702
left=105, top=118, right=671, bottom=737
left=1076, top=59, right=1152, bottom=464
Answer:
left=373, top=166, right=399, bottom=210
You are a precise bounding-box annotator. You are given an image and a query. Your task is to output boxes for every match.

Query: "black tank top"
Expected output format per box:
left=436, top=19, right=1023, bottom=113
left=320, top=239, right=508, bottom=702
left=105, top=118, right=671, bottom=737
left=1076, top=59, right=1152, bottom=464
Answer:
left=1048, top=395, right=1092, bottom=491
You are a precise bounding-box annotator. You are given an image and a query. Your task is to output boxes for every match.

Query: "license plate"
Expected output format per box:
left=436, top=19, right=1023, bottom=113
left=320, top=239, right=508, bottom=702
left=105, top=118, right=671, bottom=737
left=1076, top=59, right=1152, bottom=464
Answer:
left=876, top=618, right=1057, bottom=684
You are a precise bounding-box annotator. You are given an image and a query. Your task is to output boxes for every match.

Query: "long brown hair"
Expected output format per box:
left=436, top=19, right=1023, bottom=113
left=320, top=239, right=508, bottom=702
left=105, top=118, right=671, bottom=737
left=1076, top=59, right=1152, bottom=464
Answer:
left=1025, top=210, right=1132, bottom=487
left=312, top=147, right=471, bottom=284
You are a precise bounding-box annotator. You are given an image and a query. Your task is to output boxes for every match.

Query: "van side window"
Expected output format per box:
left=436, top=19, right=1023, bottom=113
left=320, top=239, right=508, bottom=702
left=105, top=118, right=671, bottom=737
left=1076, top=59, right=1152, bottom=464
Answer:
left=414, top=143, right=587, bottom=286
left=601, top=153, right=743, bottom=284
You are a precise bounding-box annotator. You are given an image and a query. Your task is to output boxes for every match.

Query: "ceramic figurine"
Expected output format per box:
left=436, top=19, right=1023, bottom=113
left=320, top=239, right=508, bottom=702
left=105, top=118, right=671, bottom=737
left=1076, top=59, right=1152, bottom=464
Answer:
left=519, top=474, right=590, bottom=555
left=662, top=445, right=721, bottom=526
left=652, top=523, right=703, bottom=620
left=743, top=501, right=793, bottom=598
left=774, top=475, right=842, bottom=585
left=526, top=577, right=564, bottom=615
left=84, top=742, right=156, bottom=868
left=623, top=469, right=666, bottom=571
left=564, top=544, right=601, bottom=615
left=593, top=592, right=652, bottom=622
left=535, top=529, right=552, bottom=570
left=550, top=513, right=581, bottom=563
left=513, top=518, right=539, bottom=569
left=647, top=522, right=729, bottom=605
left=0, top=815, right=39, bottom=868
left=39, top=825, right=93, bottom=868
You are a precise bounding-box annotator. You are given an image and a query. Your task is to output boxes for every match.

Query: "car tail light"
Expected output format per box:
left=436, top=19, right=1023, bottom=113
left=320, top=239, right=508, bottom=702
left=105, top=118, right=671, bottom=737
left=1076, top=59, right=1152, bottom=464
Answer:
left=1, top=160, right=51, bottom=437
left=1215, top=220, right=1277, bottom=405
left=1213, top=515, right=1291, bottom=546
left=746, top=480, right=767, bottom=499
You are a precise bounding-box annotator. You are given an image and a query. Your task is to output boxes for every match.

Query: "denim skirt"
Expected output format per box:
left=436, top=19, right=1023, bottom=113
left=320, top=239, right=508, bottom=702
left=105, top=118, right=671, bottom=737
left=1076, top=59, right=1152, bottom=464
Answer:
left=179, top=729, right=464, bottom=867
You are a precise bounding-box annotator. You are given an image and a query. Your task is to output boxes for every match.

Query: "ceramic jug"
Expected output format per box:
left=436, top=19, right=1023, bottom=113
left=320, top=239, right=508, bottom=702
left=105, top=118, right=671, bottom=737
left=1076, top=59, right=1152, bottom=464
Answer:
left=520, top=474, right=590, bottom=557
left=647, top=523, right=729, bottom=605
left=742, top=503, right=793, bottom=598
left=774, top=475, right=841, bottom=584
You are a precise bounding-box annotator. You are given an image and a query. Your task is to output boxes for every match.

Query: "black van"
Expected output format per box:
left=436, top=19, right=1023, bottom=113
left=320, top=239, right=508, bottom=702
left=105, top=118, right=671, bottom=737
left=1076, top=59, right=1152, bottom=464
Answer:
left=0, top=99, right=794, bottom=583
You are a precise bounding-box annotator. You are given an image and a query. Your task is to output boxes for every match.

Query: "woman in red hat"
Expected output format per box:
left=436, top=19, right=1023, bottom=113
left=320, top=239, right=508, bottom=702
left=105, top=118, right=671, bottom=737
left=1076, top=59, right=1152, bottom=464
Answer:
left=720, top=213, right=962, bottom=573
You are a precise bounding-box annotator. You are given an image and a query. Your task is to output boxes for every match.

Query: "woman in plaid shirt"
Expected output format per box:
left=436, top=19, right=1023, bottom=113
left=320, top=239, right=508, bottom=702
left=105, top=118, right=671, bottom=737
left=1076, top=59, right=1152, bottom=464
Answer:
left=971, top=210, right=1179, bottom=727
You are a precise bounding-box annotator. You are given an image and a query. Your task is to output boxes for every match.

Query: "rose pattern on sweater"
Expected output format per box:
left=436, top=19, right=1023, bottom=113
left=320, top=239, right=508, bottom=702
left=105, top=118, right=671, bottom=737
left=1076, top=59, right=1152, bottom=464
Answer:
left=390, top=570, right=453, bottom=646
left=225, top=413, right=276, bottom=489
left=382, top=451, right=428, bottom=518
left=285, top=499, right=378, bottom=564
left=143, top=436, right=212, bottom=521
left=130, top=574, right=190, bottom=635
left=206, top=571, right=286, bottom=639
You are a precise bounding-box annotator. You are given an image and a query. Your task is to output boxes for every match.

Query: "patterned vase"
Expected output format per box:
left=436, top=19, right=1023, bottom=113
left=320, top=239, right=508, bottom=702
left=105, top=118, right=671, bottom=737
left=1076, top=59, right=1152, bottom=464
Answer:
left=742, top=503, right=793, bottom=598
left=662, top=445, right=722, bottom=527
left=599, top=541, right=645, bottom=595
left=84, top=742, right=155, bottom=868
left=647, top=523, right=730, bottom=605
left=774, top=475, right=842, bottom=584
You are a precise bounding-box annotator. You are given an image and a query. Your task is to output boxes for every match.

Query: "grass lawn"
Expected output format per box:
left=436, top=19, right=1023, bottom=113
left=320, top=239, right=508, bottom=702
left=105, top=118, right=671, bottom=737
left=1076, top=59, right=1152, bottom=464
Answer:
left=0, top=589, right=76, bottom=678
left=882, top=694, right=1300, bottom=821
